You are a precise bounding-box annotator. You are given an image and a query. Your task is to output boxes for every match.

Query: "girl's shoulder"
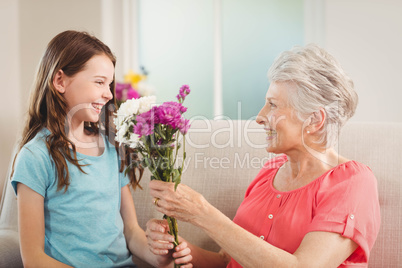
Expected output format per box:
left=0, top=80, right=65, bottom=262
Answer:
left=22, top=128, right=51, bottom=154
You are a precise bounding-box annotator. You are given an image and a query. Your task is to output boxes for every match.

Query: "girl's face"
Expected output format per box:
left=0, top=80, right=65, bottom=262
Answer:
left=62, top=54, right=114, bottom=125
left=256, top=81, right=305, bottom=155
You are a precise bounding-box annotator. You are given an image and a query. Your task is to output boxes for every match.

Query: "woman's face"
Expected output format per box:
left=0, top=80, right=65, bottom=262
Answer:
left=256, top=81, right=305, bottom=155
left=62, top=54, right=114, bottom=125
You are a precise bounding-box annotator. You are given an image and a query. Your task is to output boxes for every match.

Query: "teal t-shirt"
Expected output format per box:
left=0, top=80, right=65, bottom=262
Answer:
left=12, top=128, right=136, bottom=267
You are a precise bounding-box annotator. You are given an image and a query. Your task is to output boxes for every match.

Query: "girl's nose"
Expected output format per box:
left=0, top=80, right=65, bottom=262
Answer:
left=104, top=88, right=113, bottom=101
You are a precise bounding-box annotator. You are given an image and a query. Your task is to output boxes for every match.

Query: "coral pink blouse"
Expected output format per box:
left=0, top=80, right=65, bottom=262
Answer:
left=227, top=155, right=381, bottom=268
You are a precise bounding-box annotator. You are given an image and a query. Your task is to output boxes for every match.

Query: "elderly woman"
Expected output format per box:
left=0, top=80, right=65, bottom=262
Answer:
left=146, top=44, right=381, bottom=267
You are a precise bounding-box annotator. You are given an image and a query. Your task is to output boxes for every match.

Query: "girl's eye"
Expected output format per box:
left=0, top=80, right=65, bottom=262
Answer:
left=96, top=81, right=104, bottom=85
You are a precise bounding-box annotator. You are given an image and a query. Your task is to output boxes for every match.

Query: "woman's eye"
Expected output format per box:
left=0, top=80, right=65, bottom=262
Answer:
left=269, top=102, right=276, bottom=108
left=96, top=81, right=104, bottom=85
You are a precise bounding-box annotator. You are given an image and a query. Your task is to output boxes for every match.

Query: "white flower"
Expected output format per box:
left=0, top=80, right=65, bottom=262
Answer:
left=128, top=133, right=140, bottom=148
left=115, top=121, right=130, bottom=143
left=137, top=81, right=155, bottom=96
left=138, top=95, right=156, bottom=113
left=116, top=98, right=140, bottom=118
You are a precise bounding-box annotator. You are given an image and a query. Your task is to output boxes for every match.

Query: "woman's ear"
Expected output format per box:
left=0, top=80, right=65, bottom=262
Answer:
left=53, top=69, right=66, bottom=93
left=309, top=108, right=326, bottom=133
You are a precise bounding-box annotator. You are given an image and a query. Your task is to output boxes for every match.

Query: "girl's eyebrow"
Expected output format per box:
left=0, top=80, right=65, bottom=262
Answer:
left=94, top=75, right=113, bottom=81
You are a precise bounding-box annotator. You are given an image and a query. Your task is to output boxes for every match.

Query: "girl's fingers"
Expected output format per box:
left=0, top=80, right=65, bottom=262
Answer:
left=174, top=251, right=193, bottom=266
left=172, top=241, right=192, bottom=265
left=172, top=246, right=191, bottom=259
left=146, top=219, right=168, bottom=232
left=147, top=231, right=175, bottom=244
left=145, top=218, right=176, bottom=255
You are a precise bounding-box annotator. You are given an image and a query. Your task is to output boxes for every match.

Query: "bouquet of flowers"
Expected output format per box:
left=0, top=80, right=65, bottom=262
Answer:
left=114, top=85, right=191, bottom=266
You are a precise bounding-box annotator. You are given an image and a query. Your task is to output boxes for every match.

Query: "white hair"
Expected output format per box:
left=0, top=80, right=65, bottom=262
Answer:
left=268, top=44, right=358, bottom=148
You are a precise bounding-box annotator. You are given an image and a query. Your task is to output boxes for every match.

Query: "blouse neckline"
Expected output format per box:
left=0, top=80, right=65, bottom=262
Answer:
left=269, top=155, right=356, bottom=194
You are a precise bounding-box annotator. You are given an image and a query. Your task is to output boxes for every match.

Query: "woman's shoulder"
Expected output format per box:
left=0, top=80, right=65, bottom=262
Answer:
left=318, top=160, right=377, bottom=196
left=329, top=160, right=375, bottom=182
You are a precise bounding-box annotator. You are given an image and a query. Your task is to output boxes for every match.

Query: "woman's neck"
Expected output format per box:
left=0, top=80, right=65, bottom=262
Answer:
left=284, top=148, right=348, bottom=182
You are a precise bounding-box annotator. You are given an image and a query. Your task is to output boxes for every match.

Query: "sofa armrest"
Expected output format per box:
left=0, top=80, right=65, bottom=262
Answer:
left=0, top=229, right=23, bottom=268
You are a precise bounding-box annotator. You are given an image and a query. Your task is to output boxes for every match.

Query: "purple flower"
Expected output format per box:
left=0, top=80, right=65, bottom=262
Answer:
left=156, top=103, right=182, bottom=129
left=133, top=121, right=154, bottom=137
left=177, top=84, right=191, bottom=102
left=134, top=108, right=158, bottom=137
left=178, top=118, right=191, bottom=135
left=127, top=88, right=140, bottom=99
left=115, top=83, right=127, bottom=99
left=163, top=101, right=187, bottom=114
left=115, top=82, right=140, bottom=101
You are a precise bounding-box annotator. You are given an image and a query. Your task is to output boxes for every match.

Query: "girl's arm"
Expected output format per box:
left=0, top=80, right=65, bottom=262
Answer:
left=120, top=185, right=192, bottom=267
left=149, top=181, right=358, bottom=268
left=146, top=218, right=230, bottom=268
left=17, top=183, right=72, bottom=268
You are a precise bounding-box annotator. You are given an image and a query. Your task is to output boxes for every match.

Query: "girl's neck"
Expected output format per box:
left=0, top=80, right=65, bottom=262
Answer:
left=67, top=119, right=98, bottom=149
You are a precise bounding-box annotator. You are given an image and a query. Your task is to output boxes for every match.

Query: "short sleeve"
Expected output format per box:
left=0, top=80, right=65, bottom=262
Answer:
left=11, top=145, right=53, bottom=197
left=119, top=170, right=130, bottom=188
left=307, top=161, right=381, bottom=263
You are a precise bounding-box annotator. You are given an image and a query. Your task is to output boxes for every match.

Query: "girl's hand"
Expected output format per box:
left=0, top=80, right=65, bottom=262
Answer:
left=149, top=180, right=210, bottom=227
left=146, top=219, right=193, bottom=267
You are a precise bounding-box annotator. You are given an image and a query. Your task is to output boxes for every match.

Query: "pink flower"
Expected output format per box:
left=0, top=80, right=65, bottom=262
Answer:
left=178, top=118, right=191, bottom=134
left=156, top=103, right=182, bottom=129
left=176, top=84, right=191, bottom=102
left=133, top=121, right=154, bottom=137
left=115, top=82, right=140, bottom=101
left=127, top=88, right=140, bottom=99
left=134, top=107, right=158, bottom=137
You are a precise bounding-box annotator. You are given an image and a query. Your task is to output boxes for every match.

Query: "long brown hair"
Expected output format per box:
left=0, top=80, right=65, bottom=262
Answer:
left=12, top=30, right=142, bottom=191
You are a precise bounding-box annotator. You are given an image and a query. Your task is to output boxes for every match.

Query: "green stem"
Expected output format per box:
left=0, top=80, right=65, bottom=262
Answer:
left=165, top=216, right=180, bottom=268
left=181, top=134, right=186, bottom=172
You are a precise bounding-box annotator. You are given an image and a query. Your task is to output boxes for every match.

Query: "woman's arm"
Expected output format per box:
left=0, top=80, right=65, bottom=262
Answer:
left=149, top=181, right=358, bottom=268
left=120, top=185, right=192, bottom=267
left=17, top=183, right=72, bottom=268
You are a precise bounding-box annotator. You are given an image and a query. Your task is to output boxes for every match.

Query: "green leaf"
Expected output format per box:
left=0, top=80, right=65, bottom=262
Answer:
left=172, top=169, right=180, bottom=182
left=174, top=178, right=181, bottom=191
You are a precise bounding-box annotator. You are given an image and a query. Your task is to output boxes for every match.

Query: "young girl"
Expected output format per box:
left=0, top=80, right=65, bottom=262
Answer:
left=11, top=30, right=192, bottom=267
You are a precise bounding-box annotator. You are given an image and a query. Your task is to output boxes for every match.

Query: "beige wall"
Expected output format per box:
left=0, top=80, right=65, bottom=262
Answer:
left=0, top=0, right=101, bottom=200
left=324, top=0, right=402, bottom=123
left=0, top=0, right=21, bottom=201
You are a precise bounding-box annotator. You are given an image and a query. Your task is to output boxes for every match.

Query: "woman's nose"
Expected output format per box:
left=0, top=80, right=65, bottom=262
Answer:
left=256, top=106, right=268, bottom=125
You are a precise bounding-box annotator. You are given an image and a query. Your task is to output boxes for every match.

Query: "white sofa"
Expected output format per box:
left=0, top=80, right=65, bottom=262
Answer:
left=0, top=120, right=401, bottom=267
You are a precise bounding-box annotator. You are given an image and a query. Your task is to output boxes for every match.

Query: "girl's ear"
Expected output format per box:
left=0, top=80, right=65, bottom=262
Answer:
left=53, top=69, right=66, bottom=93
